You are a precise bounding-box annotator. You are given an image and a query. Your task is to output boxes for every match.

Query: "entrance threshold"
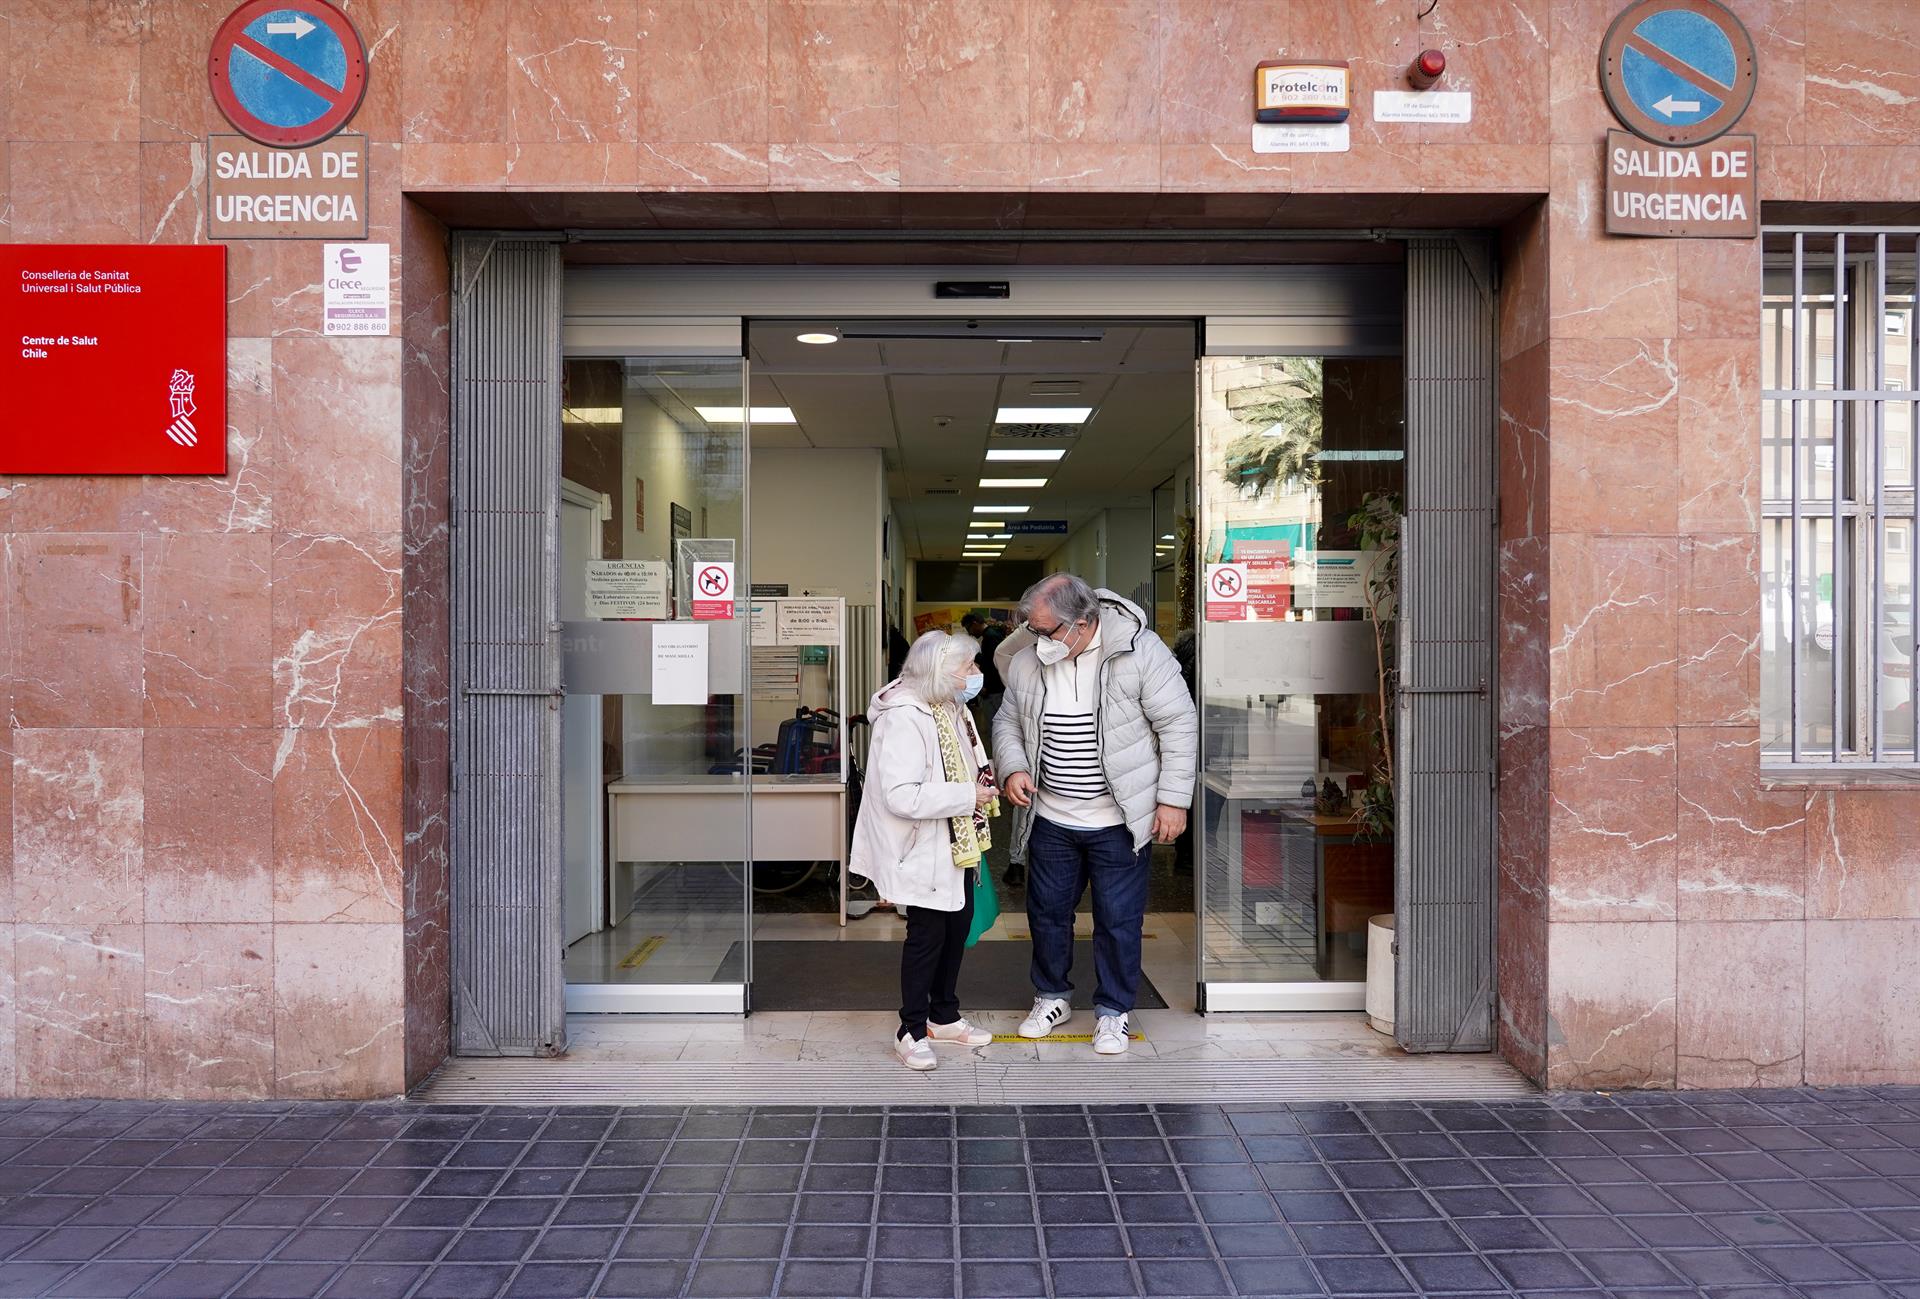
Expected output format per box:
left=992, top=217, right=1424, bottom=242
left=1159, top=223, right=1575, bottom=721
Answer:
left=414, top=1011, right=1532, bottom=1106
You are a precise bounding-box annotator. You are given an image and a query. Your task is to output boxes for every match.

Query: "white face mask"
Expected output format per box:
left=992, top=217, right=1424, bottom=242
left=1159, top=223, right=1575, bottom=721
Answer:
left=1034, top=633, right=1071, bottom=666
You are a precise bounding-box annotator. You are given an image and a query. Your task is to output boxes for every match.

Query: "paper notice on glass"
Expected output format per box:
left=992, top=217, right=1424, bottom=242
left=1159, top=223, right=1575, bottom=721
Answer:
left=776, top=598, right=841, bottom=646
left=650, top=622, right=709, bottom=705
left=584, top=559, right=668, bottom=620
left=749, top=601, right=778, bottom=647
left=1312, top=550, right=1382, bottom=608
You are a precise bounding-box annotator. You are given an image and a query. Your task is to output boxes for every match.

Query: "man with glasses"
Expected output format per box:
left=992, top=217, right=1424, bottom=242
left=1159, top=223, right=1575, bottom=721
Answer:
left=992, top=574, right=1197, bottom=1054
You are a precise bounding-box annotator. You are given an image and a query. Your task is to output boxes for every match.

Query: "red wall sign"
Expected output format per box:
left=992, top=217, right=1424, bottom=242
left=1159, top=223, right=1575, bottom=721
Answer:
left=2, top=245, right=228, bottom=475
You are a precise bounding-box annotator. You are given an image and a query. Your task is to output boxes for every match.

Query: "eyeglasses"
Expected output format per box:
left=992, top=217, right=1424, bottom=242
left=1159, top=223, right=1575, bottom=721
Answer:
left=1028, top=618, right=1072, bottom=639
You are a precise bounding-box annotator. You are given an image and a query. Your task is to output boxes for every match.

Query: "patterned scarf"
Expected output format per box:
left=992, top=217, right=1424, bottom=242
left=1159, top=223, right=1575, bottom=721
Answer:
left=933, top=704, right=997, bottom=869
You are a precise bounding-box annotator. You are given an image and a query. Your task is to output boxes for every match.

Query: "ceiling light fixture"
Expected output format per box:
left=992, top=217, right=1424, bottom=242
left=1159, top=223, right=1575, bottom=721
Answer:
left=795, top=330, right=840, bottom=345
left=967, top=533, right=998, bottom=541
left=973, top=505, right=1031, bottom=514
left=985, top=448, right=1068, bottom=462
left=996, top=407, right=1092, bottom=424
left=979, top=478, right=1047, bottom=488
left=969, top=520, right=1006, bottom=529
left=693, top=406, right=797, bottom=424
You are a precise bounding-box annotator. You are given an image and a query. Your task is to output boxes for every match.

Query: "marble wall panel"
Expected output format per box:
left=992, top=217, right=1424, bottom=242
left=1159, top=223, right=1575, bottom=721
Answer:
left=273, top=923, right=405, bottom=1099
left=269, top=339, right=404, bottom=537
left=142, top=533, right=273, bottom=727
left=272, top=726, right=403, bottom=926
left=270, top=534, right=403, bottom=730
left=768, top=0, right=902, bottom=145
left=1677, top=533, right=1760, bottom=728
left=1547, top=339, right=1679, bottom=536
left=1546, top=921, right=1677, bottom=1090
left=13, top=729, right=142, bottom=929
left=1676, top=728, right=1806, bottom=922
left=1549, top=535, right=1681, bottom=729
left=1548, top=727, right=1678, bottom=923
left=143, top=923, right=274, bottom=1100
left=1676, top=920, right=1805, bottom=1088
left=144, top=728, right=274, bottom=925
left=504, top=2, right=639, bottom=145
left=1806, top=790, right=1920, bottom=920
left=15, top=925, right=144, bottom=1098
left=1805, top=919, right=1920, bottom=1085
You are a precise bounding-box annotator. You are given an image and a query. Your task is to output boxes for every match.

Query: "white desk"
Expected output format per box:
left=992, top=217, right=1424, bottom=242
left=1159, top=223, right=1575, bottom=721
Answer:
left=606, top=774, right=853, bottom=925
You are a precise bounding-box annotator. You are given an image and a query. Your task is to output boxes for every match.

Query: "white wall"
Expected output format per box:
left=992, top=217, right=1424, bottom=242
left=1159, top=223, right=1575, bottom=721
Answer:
left=1047, top=516, right=1107, bottom=587
left=1105, top=506, right=1153, bottom=609
left=750, top=448, right=883, bottom=602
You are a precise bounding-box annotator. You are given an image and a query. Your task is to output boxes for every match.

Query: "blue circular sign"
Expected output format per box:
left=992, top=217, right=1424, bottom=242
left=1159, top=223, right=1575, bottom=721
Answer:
left=1599, top=0, right=1756, bottom=146
left=207, top=1, right=367, bottom=148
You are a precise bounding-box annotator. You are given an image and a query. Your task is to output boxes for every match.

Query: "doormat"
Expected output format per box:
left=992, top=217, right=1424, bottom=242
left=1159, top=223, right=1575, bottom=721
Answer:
left=717, top=941, right=1167, bottom=1013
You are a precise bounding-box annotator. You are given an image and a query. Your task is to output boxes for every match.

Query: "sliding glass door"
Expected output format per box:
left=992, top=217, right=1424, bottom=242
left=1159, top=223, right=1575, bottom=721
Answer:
left=558, top=345, right=753, bottom=1013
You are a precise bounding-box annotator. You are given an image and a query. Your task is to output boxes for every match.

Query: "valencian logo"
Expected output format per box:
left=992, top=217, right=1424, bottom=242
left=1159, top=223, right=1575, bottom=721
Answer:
left=166, top=369, right=199, bottom=448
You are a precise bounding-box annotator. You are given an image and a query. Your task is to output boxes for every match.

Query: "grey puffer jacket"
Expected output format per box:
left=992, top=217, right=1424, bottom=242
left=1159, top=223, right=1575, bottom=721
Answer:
left=992, top=589, right=1198, bottom=856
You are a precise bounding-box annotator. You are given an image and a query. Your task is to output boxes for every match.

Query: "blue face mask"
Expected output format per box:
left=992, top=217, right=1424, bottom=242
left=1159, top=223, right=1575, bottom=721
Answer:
left=956, top=672, right=984, bottom=704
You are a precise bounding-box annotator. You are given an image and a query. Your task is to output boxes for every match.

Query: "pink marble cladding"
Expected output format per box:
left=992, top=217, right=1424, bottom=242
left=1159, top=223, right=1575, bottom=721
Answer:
left=270, top=340, right=405, bottom=537
left=1497, top=725, right=1549, bottom=1083
left=141, top=533, right=273, bottom=727
left=272, top=726, right=403, bottom=926
left=15, top=925, right=145, bottom=1098
left=9, top=535, right=143, bottom=729
left=143, top=923, right=274, bottom=1099
left=1677, top=728, right=1806, bottom=922
left=1546, top=921, right=1677, bottom=1091
left=1677, top=920, right=1806, bottom=1088
left=401, top=201, right=454, bottom=1089
left=273, top=923, right=405, bottom=1098
left=1548, top=727, right=1677, bottom=923
left=1805, top=919, right=1920, bottom=1085
left=144, top=728, right=274, bottom=924
left=1549, top=535, right=1681, bottom=729
left=270, top=534, right=403, bottom=730
left=1807, top=790, right=1920, bottom=920
left=13, top=729, right=143, bottom=929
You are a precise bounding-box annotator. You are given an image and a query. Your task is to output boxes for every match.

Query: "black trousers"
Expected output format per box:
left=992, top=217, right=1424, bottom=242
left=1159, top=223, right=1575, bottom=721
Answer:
left=899, top=872, right=976, bottom=1040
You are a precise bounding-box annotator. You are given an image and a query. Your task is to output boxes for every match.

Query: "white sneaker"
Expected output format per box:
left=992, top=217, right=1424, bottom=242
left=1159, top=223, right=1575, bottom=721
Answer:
left=894, top=1032, right=937, bottom=1071
left=1018, top=995, right=1071, bottom=1039
left=926, top=1017, right=993, bottom=1047
left=1093, top=1014, right=1130, bottom=1055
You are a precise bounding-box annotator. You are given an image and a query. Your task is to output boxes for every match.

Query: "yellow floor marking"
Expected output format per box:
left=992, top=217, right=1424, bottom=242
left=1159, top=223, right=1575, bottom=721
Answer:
left=988, top=1032, right=1144, bottom=1044
left=618, top=935, right=667, bottom=970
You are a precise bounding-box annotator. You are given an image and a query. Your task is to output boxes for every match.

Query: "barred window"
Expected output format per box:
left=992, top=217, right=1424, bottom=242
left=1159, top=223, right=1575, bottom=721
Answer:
left=1761, top=229, right=1917, bottom=768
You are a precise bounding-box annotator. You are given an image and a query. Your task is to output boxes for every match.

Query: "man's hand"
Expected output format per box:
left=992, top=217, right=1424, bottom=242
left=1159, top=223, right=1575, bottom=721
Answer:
left=1001, top=772, right=1034, bottom=808
left=1151, top=804, right=1187, bottom=844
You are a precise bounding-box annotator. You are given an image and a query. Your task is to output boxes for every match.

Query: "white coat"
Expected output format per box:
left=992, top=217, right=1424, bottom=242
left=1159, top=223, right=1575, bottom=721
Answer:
left=848, top=680, right=986, bottom=912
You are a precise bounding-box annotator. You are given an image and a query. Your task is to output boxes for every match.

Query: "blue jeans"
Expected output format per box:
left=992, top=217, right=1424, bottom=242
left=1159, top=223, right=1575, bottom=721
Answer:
left=1026, top=815, right=1151, bottom=1018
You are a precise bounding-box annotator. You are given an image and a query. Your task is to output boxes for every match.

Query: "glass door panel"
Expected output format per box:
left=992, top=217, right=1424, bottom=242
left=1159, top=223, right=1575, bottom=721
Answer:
left=559, top=353, right=751, bottom=1013
left=1194, top=353, right=1404, bottom=1010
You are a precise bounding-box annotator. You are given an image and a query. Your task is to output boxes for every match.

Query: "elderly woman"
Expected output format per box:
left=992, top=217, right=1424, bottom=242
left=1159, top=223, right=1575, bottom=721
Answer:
left=850, top=630, right=1000, bottom=1070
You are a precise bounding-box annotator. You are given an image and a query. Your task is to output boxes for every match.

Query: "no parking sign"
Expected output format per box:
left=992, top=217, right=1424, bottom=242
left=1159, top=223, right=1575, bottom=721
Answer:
left=208, top=1, right=368, bottom=148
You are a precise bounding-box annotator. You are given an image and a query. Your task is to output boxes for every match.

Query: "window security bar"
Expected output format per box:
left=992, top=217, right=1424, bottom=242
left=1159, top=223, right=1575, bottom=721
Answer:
left=1761, top=228, right=1920, bottom=769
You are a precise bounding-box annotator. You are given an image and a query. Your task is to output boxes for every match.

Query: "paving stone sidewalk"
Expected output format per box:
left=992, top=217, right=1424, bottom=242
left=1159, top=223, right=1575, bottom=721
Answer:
left=0, top=1088, right=1914, bottom=1297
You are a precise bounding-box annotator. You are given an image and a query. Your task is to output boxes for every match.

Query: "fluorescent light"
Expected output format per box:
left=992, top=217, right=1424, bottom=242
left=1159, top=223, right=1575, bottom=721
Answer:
left=694, top=405, right=797, bottom=424
left=979, top=478, right=1048, bottom=488
left=967, top=533, right=999, bottom=540
left=965, top=547, right=1006, bottom=554
left=996, top=407, right=1092, bottom=424
left=795, top=331, right=839, bottom=345
left=969, top=520, right=1006, bottom=529
left=1160, top=534, right=1175, bottom=541
left=985, top=448, right=1067, bottom=462
left=973, top=505, right=1031, bottom=514
left=562, top=407, right=623, bottom=423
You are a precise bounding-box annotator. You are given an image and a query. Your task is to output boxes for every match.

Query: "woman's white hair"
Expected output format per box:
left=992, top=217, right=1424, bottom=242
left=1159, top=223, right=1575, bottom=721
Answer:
left=899, top=629, right=978, bottom=706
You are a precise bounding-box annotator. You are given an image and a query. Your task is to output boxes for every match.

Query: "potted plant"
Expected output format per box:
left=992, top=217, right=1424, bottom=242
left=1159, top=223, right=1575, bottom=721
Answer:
left=1345, top=490, right=1402, bottom=839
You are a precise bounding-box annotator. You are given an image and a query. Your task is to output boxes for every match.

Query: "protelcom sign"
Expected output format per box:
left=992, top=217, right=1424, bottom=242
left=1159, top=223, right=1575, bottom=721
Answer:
left=1, top=245, right=227, bottom=475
